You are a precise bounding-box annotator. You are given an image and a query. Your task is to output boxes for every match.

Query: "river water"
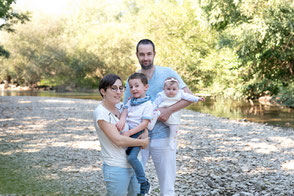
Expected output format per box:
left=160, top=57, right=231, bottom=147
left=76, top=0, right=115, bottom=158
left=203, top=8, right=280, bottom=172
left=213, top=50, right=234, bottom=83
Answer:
left=1, top=90, right=293, bottom=129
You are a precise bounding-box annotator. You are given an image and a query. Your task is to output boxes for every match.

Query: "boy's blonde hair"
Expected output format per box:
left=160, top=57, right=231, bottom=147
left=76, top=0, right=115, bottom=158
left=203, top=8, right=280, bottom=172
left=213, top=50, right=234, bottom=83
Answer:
left=164, top=77, right=179, bottom=87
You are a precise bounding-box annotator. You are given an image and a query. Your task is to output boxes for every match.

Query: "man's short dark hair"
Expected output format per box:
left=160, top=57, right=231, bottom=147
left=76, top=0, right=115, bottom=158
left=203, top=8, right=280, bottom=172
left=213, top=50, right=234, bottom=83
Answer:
left=136, top=39, right=155, bottom=53
left=128, top=72, right=148, bottom=85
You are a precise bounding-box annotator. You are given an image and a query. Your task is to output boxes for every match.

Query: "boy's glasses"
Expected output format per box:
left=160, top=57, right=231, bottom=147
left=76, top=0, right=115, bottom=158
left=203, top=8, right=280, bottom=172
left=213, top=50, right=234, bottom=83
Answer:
left=109, top=86, right=125, bottom=92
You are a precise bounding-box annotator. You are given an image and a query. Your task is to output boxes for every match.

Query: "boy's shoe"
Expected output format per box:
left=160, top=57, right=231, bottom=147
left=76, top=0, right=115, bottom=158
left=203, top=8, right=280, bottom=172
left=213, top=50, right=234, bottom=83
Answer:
left=147, top=110, right=160, bottom=130
left=139, top=180, right=150, bottom=195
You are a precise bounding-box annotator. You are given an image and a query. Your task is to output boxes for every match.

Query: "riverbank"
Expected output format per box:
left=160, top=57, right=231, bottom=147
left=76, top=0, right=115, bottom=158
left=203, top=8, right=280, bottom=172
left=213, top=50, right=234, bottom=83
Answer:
left=0, top=96, right=294, bottom=195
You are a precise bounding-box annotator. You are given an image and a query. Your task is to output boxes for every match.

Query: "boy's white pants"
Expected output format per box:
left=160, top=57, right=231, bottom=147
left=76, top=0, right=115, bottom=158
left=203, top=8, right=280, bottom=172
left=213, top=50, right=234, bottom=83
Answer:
left=141, top=138, right=176, bottom=196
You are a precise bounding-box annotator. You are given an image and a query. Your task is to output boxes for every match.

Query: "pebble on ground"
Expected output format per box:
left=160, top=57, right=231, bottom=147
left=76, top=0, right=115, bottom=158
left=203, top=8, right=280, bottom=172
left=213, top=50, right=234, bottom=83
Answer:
left=0, top=96, right=294, bottom=195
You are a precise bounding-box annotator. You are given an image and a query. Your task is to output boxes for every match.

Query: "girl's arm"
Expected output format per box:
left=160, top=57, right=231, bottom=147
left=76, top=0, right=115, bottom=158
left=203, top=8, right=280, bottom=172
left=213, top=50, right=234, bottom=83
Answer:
left=98, top=120, right=149, bottom=148
left=180, top=90, right=205, bottom=103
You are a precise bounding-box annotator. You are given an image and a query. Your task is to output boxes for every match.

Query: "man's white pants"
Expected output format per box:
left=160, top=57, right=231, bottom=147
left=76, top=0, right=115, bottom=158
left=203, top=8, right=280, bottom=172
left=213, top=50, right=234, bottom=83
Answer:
left=141, top=138, right=176, bottom=196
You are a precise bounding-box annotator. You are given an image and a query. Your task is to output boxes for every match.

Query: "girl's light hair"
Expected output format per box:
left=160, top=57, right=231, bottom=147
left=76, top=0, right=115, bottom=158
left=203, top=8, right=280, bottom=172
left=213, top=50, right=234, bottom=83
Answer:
left=164, top=77, right=179, bottom=87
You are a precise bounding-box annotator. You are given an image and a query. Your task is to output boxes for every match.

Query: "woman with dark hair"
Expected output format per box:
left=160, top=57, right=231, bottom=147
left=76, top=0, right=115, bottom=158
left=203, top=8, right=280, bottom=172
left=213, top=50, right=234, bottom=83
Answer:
left=93, top=74, right=149, bottom=196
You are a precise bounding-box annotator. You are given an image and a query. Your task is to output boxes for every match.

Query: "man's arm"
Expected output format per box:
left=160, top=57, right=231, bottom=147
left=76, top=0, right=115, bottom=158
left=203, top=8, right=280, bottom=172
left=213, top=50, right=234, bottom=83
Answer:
left=158, top=86, right=192, bottom=122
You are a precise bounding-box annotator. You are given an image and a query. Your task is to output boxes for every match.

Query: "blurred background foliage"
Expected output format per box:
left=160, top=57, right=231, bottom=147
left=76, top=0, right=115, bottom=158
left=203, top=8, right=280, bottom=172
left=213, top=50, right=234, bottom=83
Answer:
left=0, top=0, right=293, bottom=104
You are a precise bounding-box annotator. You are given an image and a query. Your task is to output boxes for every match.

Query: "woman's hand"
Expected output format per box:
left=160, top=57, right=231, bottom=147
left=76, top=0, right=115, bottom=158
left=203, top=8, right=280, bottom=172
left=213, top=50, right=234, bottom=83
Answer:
left=140, top=137, right=149, bottom=149
left=139, top=129, right=149, bottom=149
left=138, top=129, right=149, bottom=139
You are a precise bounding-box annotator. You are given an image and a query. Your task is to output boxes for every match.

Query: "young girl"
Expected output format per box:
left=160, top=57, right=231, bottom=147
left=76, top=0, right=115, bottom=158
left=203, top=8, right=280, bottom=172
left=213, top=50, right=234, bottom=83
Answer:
left=148, top=77, right=205, bottom=150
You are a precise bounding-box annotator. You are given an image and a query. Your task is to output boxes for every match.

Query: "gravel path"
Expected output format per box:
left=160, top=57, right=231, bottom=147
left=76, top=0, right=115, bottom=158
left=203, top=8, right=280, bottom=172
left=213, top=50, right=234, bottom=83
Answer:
left=0, top=96, right=294, bottom=195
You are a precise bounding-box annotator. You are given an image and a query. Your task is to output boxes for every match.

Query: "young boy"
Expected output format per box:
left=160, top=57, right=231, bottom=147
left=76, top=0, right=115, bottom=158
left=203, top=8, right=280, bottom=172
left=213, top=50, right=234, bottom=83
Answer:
left=148, top=77, right=205, bottom=150
left=116, top=72, right=153, bottom=195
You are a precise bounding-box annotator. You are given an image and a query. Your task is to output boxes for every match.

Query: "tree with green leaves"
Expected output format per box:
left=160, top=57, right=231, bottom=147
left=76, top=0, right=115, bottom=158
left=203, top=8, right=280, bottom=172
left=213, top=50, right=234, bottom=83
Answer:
left=0, top=0, right=135, bottom=87
left=1, top=0, right=292, bottom=103
left=0, top=0, right=29, bottom=58
left=199, top=0, right=294, bottom=99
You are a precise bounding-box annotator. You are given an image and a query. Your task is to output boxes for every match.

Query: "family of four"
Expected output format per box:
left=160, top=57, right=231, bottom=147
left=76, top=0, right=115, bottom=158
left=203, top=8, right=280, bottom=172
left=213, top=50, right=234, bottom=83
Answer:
left=93, top=39, right=205, bottom=196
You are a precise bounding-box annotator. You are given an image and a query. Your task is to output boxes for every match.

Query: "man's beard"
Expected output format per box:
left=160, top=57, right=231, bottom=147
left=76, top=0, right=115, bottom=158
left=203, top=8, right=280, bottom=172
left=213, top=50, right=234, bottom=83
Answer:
left=141, top=62, right=153, bottom=70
